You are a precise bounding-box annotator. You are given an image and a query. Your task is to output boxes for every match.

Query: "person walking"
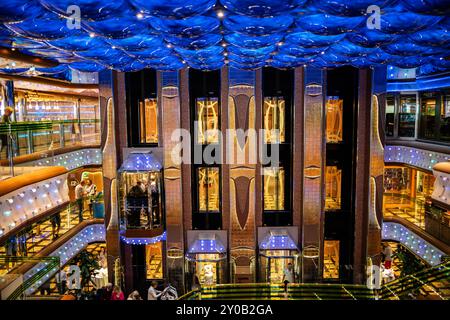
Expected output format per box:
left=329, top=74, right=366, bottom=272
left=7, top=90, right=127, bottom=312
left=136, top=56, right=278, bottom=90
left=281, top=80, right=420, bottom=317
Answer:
left=0, top=106, right=14, bottom=159
left=282, top=262, right=295, bottom=296
left=75, top=180, right=87, bottom=222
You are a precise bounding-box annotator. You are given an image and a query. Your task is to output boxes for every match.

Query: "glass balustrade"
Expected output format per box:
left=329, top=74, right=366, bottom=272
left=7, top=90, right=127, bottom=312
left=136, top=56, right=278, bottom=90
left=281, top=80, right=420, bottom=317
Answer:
left=0, top=120, right=100, bottom=180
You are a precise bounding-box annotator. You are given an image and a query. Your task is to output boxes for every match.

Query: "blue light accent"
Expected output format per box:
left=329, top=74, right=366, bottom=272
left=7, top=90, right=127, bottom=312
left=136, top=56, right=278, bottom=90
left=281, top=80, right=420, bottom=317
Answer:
left=118, top=153, right=162, bottom=172
left=0, top=1, right=449, bottom=71
left=188, top=238, right=226, bottom=254
left=260, top=233, right=298, bottom=250
left=120, top=231, right=167, bottom=245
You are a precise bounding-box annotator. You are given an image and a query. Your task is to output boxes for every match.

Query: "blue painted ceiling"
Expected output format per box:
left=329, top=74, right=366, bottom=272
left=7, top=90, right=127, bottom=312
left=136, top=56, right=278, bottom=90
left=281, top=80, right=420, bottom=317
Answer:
left=0, top=0, right=449, bottom=73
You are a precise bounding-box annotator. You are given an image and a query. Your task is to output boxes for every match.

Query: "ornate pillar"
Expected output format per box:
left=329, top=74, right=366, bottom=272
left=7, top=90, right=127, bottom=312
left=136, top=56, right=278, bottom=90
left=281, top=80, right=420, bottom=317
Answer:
left=301, top=67, right=325, bottom=282
left=227, top=68, right=258, bottom=283
left=99, top=70, right=123, bottom=284
left=160, top=71, right=185, bottom=291
left=353, top=68, right=373, bottom=284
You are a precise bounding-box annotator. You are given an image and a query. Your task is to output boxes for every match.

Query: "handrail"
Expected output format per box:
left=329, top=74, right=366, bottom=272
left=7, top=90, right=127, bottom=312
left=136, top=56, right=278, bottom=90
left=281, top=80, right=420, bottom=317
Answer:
left=0, top=166, right=67, bottom=197
left=179, top=261, right=450, bottom=300
left=0, top=256, right=60, bottom=300
left=0, top=119, right=100, bottom=134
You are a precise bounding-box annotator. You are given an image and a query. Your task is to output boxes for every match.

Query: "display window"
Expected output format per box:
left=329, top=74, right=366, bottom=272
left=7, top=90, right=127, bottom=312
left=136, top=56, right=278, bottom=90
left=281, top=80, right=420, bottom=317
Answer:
left=398, top=94, right=416, bottom=137
left=195, top=254, right=220, bottom=285
left=263, top=167, right=285, bottom=211
left=440, top=94, right=450, bottom=142
left=326, top=97, right=343, bottom=143
left=146, top=242, right=163, bottom=279
left=259, top=250, right=297, bottom=284
left=196, top=97, right=219, bottom=144
left=263, top=97, right=285, bottom=144
left=385, top=95, right=395, bottom=137
left=325, top=166, right=341, bottom=211
left=139, top=98, right=158, bottom=144
left=419, top=94, right=437, bottom=140
left=383, top=166, right=435, bottom=228
left=197, top=167, right=220, bottom=212
left=323, top=240, right=340, bottom=279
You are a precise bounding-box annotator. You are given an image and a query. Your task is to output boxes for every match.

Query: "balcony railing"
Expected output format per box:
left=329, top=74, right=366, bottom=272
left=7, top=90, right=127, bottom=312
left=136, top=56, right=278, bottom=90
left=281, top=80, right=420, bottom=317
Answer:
left=0, top=120, right=101, bottom=180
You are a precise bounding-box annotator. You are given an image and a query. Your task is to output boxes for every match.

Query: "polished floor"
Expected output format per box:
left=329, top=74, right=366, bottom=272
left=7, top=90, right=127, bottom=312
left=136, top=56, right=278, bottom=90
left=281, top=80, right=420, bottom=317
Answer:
left=383, top=194, right=426, bottom=229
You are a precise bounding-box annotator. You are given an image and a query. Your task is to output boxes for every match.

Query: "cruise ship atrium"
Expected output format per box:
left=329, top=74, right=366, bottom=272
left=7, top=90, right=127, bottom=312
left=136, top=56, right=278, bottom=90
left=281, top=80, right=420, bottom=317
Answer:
left=0, top=0, right=450, bottom=304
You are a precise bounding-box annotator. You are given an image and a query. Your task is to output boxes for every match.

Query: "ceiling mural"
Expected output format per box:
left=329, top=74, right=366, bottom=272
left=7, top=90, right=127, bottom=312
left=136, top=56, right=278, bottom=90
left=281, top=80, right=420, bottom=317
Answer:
left=0, top=0, right=449, bottom=73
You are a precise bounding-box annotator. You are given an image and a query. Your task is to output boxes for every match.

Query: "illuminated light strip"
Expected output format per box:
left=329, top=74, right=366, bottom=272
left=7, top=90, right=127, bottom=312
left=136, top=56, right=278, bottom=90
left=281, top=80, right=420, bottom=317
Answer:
left=23, top=224, right=105, bottom=295
left=384, top=145, right=449, bottom=172
left=17, top=148, right=102, bottom=170
left=382, top=222, right=445, bottom=266
left=120, top=231, right=166, bottom=245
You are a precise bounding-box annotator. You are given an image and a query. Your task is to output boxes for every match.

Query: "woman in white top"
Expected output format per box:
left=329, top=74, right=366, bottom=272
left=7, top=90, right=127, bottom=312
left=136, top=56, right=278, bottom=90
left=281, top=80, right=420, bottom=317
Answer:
left=148, top=281, right=162, bottom=300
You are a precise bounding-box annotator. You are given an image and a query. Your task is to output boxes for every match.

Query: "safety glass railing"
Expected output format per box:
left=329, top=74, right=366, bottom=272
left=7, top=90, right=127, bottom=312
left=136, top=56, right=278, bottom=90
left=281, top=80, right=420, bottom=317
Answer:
left=179, top=261, right=450, bottom=300
left=0, top=200, right=105, bottom=276
left=0, top=255, right=60, bottom=300
left=0, top=120, right=100, bottom=180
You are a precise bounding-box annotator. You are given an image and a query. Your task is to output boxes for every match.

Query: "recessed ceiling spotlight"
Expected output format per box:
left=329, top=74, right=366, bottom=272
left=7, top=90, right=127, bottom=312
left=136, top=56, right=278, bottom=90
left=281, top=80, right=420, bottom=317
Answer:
left=136, top=12, right=144, bottom=19
left=277, top=42, right=284, bottom=46
left=216, top=10, right=225, bottom=18
left=223, top=52, right=228, bottom=56
left=112, top=46, right=116, bottom=49
left=221, top=42, right=227, bottom=47
left=166, top=43, right=173, bottom=48
left=89, top=32, right=95, bottom=38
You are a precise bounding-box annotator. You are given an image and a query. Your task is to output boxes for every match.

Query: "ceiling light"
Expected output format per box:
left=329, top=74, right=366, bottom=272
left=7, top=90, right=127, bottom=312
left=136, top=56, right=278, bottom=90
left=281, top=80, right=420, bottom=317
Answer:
left=216, top=10, right=225, bottom=18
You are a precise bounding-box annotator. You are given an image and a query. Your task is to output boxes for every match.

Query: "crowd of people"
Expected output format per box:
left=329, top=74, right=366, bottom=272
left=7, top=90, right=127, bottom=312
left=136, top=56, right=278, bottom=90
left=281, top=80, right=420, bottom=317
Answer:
left=126, top=179, right=161, bottom=229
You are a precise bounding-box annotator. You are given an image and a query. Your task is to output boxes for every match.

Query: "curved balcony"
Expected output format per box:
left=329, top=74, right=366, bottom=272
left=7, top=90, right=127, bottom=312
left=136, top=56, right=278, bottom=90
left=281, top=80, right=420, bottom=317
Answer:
left=0, top=167, right=69, bottom=240
left=0, top=120, right=101, bottom=180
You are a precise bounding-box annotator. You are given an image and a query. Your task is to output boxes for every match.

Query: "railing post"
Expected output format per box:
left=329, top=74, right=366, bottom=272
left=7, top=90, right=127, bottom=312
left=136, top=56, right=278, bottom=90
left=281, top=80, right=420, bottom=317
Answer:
left=59, top=123, right=65, bottom=149
left=27, top=129, right=33, bottom=154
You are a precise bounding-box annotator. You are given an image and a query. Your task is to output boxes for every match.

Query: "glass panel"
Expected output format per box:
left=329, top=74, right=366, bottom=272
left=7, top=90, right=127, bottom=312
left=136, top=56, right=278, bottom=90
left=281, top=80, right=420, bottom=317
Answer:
left=263, top=97, right=285, bottom=143
left=419, top=94, right=436, bottom=139
left=196, top=98, right=219, bottom=144
left=323, top=240, right=340, bottom=279
left=139, top=98, right=158, bottom=144
left=197, top=167, right=220, bottom=212
left=385, top=95, right=395, bottom=137
left=440, top=95, right=450, bottom=142
left=195, top=254, right=219, bottom=285
left=325, top=166, right=341, bottom=210
left=398, top=94, right=416, bottom=137
left=265, top=250, right=294, bottom=283
left=263, top=167, right=285, bottom=211
left=146, top=242, right=163, bottom=279
left=326, top=97, right=343, bottom=143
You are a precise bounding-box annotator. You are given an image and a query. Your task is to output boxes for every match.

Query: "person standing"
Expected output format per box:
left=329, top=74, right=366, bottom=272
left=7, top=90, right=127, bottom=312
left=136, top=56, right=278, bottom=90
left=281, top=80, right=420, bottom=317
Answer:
left=56, top=269, right=67, bottom=294
left=0, top=106, right=14, bottom=159
left=282, top=262, right=295, bottom=295
left=147, top=281, right=162, bottom=300
left=85, top=179, right=97, bottom=218
left=51, top=212, right=61, bottom=240
left=75, top=180, right=87, bottom=223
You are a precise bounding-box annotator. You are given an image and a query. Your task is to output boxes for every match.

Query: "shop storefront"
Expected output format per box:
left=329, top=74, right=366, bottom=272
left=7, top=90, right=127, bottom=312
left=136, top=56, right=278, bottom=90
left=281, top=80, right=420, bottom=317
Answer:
left=258, top=228, right=299, bottom=284
left=185, top=231, right=227, bottom=289
left=383, top=166, right=435, bottom=227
